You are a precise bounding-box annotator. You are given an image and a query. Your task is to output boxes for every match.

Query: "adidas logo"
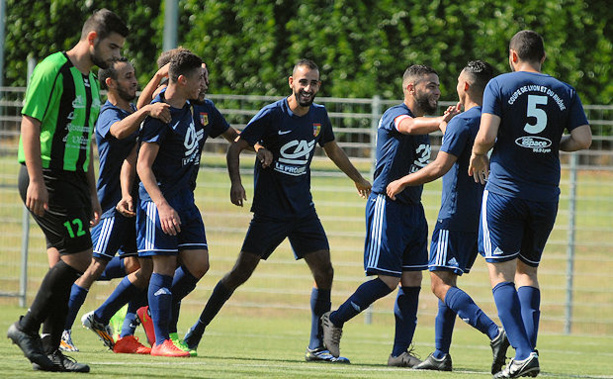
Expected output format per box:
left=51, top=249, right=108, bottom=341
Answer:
left=154, top=288, right=172, bottom=297
left=350, top=301, right=362, bottom=312
left=448, top=257, right=458, bottom=266
left=493, top=247, right=504, bottom=255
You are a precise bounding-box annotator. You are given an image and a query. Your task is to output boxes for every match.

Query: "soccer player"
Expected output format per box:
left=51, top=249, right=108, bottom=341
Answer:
left=386, top=61, right=510, bottom=373
left=321, top=64, right=459, bottom=366
left=468, top=30, right=592, bottom=378
left=59, top=57, right=171, bottom=354
left=182, top=59, right=371, bottom=364
left=8, top=9, right=128, bottom=372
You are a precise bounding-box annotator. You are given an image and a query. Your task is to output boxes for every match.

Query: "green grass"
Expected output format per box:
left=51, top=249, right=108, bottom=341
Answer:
left=1, top=305, right=613, bottom=378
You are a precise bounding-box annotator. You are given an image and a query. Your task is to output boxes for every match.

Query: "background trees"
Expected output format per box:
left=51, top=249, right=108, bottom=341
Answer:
left=3, top=0, right=612, bottom=104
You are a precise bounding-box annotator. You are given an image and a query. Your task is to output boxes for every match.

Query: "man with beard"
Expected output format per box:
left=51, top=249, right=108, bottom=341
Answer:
left=182, top=59, right=371, bottom=364
left=59, top=57, right=170, bottom=355
left=322, top=65, right=460, bottom=366
left=8, top=9, right=128, bottom=372
left=386, top=61, right=510, bottom=374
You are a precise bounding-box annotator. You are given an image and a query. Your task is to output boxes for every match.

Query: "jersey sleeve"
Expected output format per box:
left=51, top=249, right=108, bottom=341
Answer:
left=317, top=109, right=335, bottom=146
left=565, top=90, right=589, bottom=132
left=440, top=117, right=470, bottom=158
left=95, top=107, right=124, bottom=139
left=140, top=116, right=168, bottom=144
left=482, top=78, right=503, bottom=117
left=240, top=107, right=272, bottom=146
left=21, top=59, right=61, bottom=121
left=206, top=102, right=231, bottom=138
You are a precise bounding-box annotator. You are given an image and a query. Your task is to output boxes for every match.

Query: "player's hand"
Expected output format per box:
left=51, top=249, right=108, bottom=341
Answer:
left=26, top=179, right=49, bottom=217
left=90, top=196, right=102, bottom=227
left=442, top=102, right=462, bottom=123
left=157, top=63, right=170, bottom=80
left=157, top=201, right=181, bottom=235
left=230, top=182, right=247, bottom=207
left=116, top=196, right=136, bottom=217
left=148, top=103, right=171, bottom=124
left=468, top=153, right=490, bottom=185
left=256, top=147, right=273, bottom=169
left=386, top=179, right=405, bottom=201
left=354, top=178, right=372, bottom=199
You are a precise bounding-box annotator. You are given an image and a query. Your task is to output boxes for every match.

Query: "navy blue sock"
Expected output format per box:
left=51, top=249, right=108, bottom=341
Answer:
left=191, top=281, right=234, bottom=335
left=149, top=273, right=173, bottom=345
left=492, top=282, right=532, bottom=360
left=169, top=266, right=199, bottom=334
left=517, top=286, right=540, bottom=349
left=64, top=284, right=88, bottom=330
left=391, top=286, right=420, bottom=357
left=445, top=286, right=499, bottom=340
left=330, top=278, right=393, bottom=327
left=308, top=287, right=331, bottom=350
left=98, top=256, right=126, bottom=281
left=433, top=299, right=456, bottom=358
left=121, top=289, right=147, bottom=338
left=95, top=276, right=141, bottom=324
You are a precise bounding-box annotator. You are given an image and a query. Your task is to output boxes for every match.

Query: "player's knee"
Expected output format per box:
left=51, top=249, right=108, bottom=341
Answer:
left=124, top=257, right=140, bottom=274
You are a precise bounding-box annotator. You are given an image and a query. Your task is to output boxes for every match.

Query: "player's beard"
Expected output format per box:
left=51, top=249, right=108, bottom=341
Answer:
left=91, top=42, right=111, bottom=69
left=117, top=85, right=136, bottom=102
left=415, top=88, right=438, bottom=115
left=295, top=89, right=315, bottom=107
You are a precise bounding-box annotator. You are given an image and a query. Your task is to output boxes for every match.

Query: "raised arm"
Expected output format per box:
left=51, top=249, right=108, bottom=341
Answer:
left=226, top=137, right=252, bottom=206
left=110, top=103, right=171, bottom=140
left=396, top=103, right=461, bottom=135
left=386, top=151, right=457, bottom=200
left=322, top=140, right=371, bottom=198
left=136, top=63, right=170, bottom=110
left=136, top=142, right=181, bottom=235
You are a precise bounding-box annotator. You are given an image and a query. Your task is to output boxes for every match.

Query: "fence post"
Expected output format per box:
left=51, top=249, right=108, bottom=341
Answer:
left=363, top=95, right=382, bottom=325
left=564, top=153, right=579, bottom=334
left=19, top=56, right=37, bottom=307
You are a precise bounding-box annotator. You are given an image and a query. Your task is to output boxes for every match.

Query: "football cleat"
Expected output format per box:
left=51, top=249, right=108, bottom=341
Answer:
left=59, top=329, right=79, bottom=352
left=387, top=348, right=422, bottom=368
left=81, top=311, right=114, bottom=349
left=136, top=306, right=155, bottom=347
left=491, top=327, right=510, bottom=374
left=32, top=349, right=89, bottom=373
left=150, top=339, right=190, bottom=357
left=494, top=352, right=540, bottom=379
left=170, top=333, right=197, bottom=357
left=7, top=321, right=55, bottom=371
left=413, top=352, right=452, bottom=371
left=320, top=311, right=343, bottom=358
left=305, top=347, right=350, bottom=364
left=113, top=335, right=151, bottom=354
left=109, top=304, right=128, bottom=341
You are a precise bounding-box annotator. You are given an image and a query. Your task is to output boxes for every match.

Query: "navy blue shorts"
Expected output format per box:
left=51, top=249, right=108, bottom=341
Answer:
left=479, top=190, right=558, bottom=267
left=429, top=222, right=478, bottom=275
left=137, top=194, right=208, bottom=257
left=91, top=212, right=137, bottom=261
left=364, top=193, right=428, bottom=277
left=241, top=209, right=329, bottom=260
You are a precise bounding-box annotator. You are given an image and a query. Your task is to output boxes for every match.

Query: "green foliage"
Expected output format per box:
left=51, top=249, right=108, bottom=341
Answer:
left=3, top=0, right=612, bottom=104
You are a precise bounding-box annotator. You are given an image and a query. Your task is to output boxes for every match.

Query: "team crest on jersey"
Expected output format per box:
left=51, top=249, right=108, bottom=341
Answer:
left=313, top=123, right=321, bottom=137
left=200, top=112, right=209, bottom=126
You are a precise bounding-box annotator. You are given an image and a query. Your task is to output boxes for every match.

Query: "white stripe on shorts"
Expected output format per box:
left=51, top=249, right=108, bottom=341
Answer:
left=367, top=194, right=386, bottom=269
left=481, top=190, right=492, bottom=257
left=93, top=217, right=115, bottom=256
left=145, top=202, right=157, bottom=251
left=435, top=229, right=449, bottom=266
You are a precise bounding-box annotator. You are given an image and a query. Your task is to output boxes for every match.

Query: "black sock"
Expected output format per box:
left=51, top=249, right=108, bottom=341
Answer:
left=20, top=260, right=82, bottom=338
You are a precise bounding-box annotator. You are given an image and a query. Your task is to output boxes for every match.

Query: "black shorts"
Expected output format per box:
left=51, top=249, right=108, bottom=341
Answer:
left=19, top=165, right=93, bottom=255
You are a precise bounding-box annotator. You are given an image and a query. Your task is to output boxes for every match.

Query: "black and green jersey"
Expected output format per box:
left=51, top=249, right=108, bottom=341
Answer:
left=19, top=52, right=101, bottom=172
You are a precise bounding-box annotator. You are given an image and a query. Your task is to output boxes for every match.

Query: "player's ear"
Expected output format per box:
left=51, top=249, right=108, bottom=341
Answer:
left=105, top=77, right=114, bottom=89
left=178, top=74, right=187, bottom=86
left=87, top=31, right=98, bottom=46
left=288, top=75, right=294, bottom=89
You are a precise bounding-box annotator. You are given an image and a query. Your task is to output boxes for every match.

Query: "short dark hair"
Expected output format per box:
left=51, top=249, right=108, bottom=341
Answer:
left=463, top=60, right=495, bottom=95
left=509, top=30, right=545, bottom=63
left=402, top=64, right=438, bottom=88
left=169, top=50, right=203, bottom=83
left=81, top=9, right=129, bottom=41
left=293, top=59, right=319, bottom=75
left=98, top=57, right=129, bottom=90
left=157, top=46, right=191, bottom=69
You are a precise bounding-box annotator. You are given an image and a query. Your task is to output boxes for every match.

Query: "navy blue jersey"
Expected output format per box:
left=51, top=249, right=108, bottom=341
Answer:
left=372, top=103, right=430, bottom=205
left=139, top=92, right=204, bottom=201
left=95, top=100, right=138, bottom=217
left=239, top=98, right=335, bottom=217
left=437, top=106, right=484, bottom=232
left=482, top=71, right=588, bottom=202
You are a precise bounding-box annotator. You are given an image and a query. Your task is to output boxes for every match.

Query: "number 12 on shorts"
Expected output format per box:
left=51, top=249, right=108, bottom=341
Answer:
left=64, top=218, right=86, bottom=238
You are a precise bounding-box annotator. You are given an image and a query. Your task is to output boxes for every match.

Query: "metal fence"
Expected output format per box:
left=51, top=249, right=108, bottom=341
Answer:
left=0, top=87, right=611, bottom=336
